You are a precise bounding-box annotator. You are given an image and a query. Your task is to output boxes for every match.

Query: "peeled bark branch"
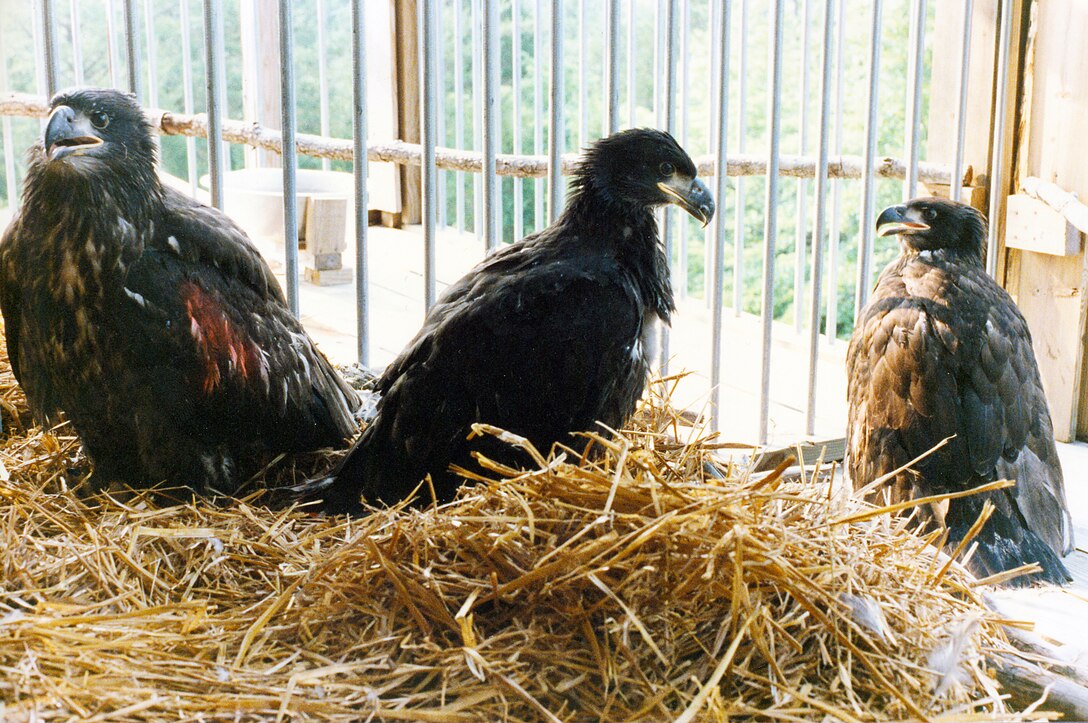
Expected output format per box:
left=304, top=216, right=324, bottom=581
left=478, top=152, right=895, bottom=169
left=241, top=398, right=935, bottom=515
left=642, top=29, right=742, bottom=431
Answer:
left=3, top=91, right=959, bottom=185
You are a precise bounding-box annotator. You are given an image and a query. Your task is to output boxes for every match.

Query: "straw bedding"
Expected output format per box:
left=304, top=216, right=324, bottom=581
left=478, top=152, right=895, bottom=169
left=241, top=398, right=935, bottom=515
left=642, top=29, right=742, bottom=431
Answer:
left=0, top=349, right=1058, bottom=721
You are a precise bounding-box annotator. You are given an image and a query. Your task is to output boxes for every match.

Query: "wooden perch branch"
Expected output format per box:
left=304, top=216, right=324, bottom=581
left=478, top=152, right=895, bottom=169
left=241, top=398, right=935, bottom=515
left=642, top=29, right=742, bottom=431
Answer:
left=1021, top=177, right=1088, bottom=235
left=3, top=91, right=959, bottom=184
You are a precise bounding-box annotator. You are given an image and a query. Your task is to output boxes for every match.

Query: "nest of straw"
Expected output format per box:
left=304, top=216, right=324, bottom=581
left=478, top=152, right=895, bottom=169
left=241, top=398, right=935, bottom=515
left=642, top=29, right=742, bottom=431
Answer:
left=0, top=348, right=1061, bottom=721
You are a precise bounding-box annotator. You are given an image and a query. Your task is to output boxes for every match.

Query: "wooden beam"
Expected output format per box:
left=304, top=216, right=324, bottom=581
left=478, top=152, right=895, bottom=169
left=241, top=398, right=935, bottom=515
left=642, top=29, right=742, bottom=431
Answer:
left=1004, top=0, right=1088, bottom=441
left=392, top=0, right=421, bottom=224
left=239, top=0, right=281, bottom=168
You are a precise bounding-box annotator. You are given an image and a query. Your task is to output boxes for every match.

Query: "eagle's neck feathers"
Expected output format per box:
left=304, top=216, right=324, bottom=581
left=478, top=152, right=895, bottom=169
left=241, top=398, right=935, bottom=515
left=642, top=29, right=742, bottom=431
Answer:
left=555, top=186, right=675, bottom=323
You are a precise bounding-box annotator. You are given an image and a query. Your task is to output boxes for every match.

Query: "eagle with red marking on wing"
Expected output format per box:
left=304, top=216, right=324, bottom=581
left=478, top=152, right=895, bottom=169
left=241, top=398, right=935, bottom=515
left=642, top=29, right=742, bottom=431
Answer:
left=0, top=88, right=358, bottom=494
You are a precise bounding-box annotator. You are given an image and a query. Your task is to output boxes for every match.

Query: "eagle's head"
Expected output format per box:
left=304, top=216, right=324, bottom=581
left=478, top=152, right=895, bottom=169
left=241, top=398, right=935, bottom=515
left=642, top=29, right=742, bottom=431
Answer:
left=25, top=87, right=162, bottom=223
left=876, top=197, right=987, bottom=257
left=572, top=128, right=715, bottom=226
left=35, top=88, right=157, bottom=182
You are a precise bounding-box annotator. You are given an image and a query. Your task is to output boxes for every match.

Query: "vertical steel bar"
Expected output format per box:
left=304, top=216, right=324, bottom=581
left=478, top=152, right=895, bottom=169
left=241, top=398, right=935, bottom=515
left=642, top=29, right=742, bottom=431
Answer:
left=658, top=0, right=679, bottom=370
left=106, top=0, right=120, bottom=85
left=435, top=0, right=446, bottom=228
left=70, top=0, right=84, bottom=85
left=41, top=0, right=59, bottom=97
left=180, top=0, right=198, bottom=195
left=422, top=0, right=439, bottom=308
left=471, top=0, right=482, bottom=239
left=627, top=0, right=637, bottom=128
left=805, top=0, right=835, bottom=436
left=352, top=0, right=369, bottom=364
left=759, top=0, right=785, bottom=445
left=534, top=0, right=545, bottom=230
left=279, top=0, right=300, bottom=317
left=705, top=0, right=720, bottom=311
left=123, top=0, right=142, bottom=98
left=32, top=0, right=47, bottom=97
left=513, top=0, right=524, bottom=240
left=793, top=0, right=811, bottom=333
left=203, top=0, right=226, bottom=210
left=482, top=0, right=500, bottom=251
left=904, top=0, right=927, bottom=199
left=454, top=0, right=466, bottom=232
left=653, top=0, right=663, bottom=126
left=986, top=0, right=1011, bottom=277
left=1, top=53, right=18, bottom=209
left=855, top=0, right=883, bottom=319
left=732, top=0, right=748, bottom=316
left=709, top=0, right=731, bottom=432
left=548, top=0, right=564, bottom=222
left=676, top=0, right=689, bottom=302
left=951, top=0, right=973, bottom=203
left=826, top=0, right=845, bottom=342
left=606, top=0, right=620, bottom=133
left=144, top=0, right=159, bottom=108
left=578, top=0, right=588, bottom=146
left=316, top=0, right=331, bottom=172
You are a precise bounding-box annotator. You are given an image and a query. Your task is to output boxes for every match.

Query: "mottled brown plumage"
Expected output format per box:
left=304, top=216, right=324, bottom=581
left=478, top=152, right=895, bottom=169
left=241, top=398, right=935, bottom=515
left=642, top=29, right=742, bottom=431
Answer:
left=847, top=197, right=1074, bottom=586
left=0, top=88, right=358, bottom=494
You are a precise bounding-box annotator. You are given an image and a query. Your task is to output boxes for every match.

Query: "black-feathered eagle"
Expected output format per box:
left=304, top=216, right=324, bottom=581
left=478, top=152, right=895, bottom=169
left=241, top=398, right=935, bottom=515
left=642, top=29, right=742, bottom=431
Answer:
left=847, top=197, right=1074, bottom=586
left=0, top=88, right=358, bottom=494
left=310, top=129, right=715, bottom=514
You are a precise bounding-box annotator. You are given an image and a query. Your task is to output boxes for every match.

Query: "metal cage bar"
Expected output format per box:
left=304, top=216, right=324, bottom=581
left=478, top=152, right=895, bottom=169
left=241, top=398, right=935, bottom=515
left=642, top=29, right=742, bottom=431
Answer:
left=352, top=0, right=369, bottom=364
left=759, top=0, right=786, bottom=444
left=806, top=0, right=836, bottom=435
left=69, top=0, right=84, bottom=86
left=855, top=0, right=884, bottom=318
left=421, top=0, right=439, bottom=309
left=986, top=0, right=1012, bottom=277
left=951, top=0, right=973, bottom=204
left=482, top=0, right=500, bottom=251
left=202, top=0, right=226, bottom=210
left=732, top=0, right=749, bottom=317
left=709, top=0, right=731, bottom=432
left=123, top=0, right=142, bottom=98
left=547, top=0, right=564, bottom=223
left=41, top=0, right=60, bottom=97
left=278, top=0, right=300, bottom=316
left=904, top=0, right=927, bottom=199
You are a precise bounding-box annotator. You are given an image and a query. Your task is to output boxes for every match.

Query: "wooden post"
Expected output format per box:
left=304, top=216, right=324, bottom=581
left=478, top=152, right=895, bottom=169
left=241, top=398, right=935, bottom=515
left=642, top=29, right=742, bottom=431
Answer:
left=1006, top=0, right=1088, bottom=441
left=924, top=0, right=1000, bottom=208
left=239, top=0, right=282, bottom=169
left=392, top=0, right=421, bottom=226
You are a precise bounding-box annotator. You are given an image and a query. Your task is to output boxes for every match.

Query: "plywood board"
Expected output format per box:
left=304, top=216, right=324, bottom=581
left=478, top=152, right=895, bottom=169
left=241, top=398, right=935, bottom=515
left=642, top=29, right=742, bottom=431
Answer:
left=1016, top=249, right=1088, bottom=442
left=1005, top=194, right=1084, bottom=256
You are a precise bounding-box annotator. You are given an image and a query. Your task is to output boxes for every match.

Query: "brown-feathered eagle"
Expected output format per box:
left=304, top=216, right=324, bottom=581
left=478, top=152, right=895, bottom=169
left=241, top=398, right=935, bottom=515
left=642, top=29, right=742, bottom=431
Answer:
left=0, top=88, right=358, bottom=494
left=847, top=197, right=1074, bottom=586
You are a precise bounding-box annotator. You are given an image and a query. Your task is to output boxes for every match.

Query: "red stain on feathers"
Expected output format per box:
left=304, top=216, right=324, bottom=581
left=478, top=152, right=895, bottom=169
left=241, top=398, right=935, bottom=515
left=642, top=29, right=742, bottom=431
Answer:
left=182, top=281, right=266, bottom=394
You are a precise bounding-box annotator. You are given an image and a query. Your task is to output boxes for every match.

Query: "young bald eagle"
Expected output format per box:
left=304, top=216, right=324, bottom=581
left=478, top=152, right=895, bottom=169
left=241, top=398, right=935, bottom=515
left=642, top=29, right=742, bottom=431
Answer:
left=0, top=88, right=358, bottom=494
left=847, top=197, right=1074, bottom=586
left=313, top=129, right=714, bottom=514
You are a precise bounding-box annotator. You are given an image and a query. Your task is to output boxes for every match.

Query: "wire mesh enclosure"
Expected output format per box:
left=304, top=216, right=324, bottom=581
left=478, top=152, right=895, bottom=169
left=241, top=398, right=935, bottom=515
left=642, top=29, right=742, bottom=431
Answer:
left=0, top=0, right=1004, bottom=444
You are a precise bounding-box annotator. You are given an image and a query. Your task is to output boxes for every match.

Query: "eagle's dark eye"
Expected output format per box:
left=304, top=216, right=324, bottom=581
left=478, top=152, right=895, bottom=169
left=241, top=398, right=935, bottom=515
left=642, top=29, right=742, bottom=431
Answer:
left=89, top=111, right=110, bottom=130
left=922, top=207, right=937, bottom=221
left=659, top=161, right=675, bottom=177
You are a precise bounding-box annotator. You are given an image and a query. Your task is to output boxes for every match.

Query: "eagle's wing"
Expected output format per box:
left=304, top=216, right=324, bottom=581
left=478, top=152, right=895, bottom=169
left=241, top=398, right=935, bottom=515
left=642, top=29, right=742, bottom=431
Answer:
left=969, top=276, right=1076, bottom=556
left=157, top=187, right=286, bottom=304
left=0, top=215, right=62, bottom=420
left=113, top=191, right=357, bottom=452
left=323, top=257, right=645, bottom=511
left=847, top=291, right=967, bottom=501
